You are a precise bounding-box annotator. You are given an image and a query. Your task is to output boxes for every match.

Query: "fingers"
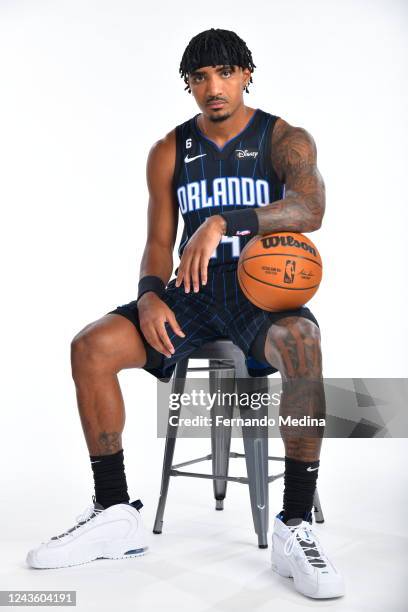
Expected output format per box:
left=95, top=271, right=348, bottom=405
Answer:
left=156, top=322, right=176, bottom=358
left=175, top=261, right=187, bottom=291
left=176, top=252, right=208, bottom=292
left=191, top=254, right=208, bottom=292
left=177, top=254, right=192, bottom=293
left=190, top=254, right=208, bottom=291
left=200, top=257, right=208, bottom=287
left=142, top=311, right=186, bottom=359
left=144, top=324, right=174, bottom=358
left=166, top=309, right=186, bottom=339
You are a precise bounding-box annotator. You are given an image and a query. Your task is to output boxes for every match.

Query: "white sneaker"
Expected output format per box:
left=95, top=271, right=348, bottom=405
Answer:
left=271, top=512, right=345, bottom=599
left=26, top=497, right=149, bottom=569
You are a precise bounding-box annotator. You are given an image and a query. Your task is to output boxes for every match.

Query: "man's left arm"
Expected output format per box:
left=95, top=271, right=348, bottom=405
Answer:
left=259, top=121, right=325, bottom=233
left=216, top=121, right=326, bottom=235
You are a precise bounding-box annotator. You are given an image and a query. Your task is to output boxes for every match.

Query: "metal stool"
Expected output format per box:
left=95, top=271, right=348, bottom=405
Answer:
left=153, top=337, right=324, bottom=548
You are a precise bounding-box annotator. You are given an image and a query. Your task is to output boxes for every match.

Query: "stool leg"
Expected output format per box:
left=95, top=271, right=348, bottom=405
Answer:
left=153, top=359, right=188, bottom=534
left=313, top=487, right=325, bottom=523
left=209, top=360, right=234, bottom=510
left=237, top=376, right=270, bottom=548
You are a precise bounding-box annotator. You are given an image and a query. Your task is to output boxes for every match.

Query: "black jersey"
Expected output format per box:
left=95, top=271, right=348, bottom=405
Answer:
left=172, top=108, right=285, bottom=273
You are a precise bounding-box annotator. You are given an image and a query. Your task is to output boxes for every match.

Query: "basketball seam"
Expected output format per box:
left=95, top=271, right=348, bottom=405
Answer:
left=242, top=252, right=322, bottom=268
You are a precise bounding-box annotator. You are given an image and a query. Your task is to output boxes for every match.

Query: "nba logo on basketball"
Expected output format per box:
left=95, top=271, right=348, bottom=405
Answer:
left=284, top=260, right=296, bottom=284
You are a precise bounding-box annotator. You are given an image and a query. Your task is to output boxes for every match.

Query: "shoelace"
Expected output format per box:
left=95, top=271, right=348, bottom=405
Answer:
left=51, top=502, right=104, bottom=540
left=283, top=522, right=327, bottom=568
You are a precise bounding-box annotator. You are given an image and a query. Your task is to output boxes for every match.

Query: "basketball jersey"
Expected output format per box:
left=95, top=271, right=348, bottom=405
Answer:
left=172, top=108, right=285, bottom=274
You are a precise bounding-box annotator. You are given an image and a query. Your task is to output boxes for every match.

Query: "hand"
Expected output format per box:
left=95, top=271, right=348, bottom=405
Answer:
left=137, top=292, right=185, bottom=358
left=175, top=216, right=226, bottom=292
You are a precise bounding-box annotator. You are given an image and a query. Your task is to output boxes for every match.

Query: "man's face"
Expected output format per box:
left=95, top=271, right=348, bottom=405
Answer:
left=188, top=64, right=251, bottom=122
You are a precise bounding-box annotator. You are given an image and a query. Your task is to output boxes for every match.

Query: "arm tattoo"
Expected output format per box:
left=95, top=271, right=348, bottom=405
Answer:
left=256, top=123, right=326, bottom=234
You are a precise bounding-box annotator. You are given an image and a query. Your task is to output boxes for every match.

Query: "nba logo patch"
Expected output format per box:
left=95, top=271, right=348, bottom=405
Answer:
left=284, top=260, right=296, bottom=283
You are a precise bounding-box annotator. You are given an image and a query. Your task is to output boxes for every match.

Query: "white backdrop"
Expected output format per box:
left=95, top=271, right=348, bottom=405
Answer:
left=1, top=1, right=407, bottom=611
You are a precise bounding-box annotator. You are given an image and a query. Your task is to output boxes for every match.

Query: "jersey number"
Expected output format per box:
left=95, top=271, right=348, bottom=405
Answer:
left=210, top=235, right=241, bottom=259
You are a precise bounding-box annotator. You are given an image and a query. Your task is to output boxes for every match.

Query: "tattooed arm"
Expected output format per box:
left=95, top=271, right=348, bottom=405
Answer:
left=212, top=118, right=325, bottom=235
left=257, top=119, right=326, bottom=233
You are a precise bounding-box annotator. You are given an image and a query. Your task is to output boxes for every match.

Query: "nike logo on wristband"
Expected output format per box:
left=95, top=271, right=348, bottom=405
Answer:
left=307, top=466, right=319, bottom=472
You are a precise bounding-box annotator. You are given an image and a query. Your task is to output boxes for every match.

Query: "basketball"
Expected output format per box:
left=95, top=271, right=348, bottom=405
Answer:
left=237, top=232, right=322, bottom=312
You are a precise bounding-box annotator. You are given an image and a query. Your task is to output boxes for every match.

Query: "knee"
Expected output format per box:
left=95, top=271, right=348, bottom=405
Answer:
left=70, top=325, right=114, bottom=379
left=265, top=317, right=322, bottom=379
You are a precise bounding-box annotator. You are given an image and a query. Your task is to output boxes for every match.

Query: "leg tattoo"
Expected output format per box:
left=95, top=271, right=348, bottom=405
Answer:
left=264, top=317, right=325, bottom=462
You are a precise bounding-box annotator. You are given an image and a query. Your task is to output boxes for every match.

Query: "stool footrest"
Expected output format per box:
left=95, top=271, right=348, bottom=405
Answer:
left=187, top=365, right=235, bottom=372
left=172, top=452, right=285, bottom=470
left=172, top=454, right=213, bottom=469
left=230, top=452, right=285, bottom=462
left=169, top=465, right=284, bottom=484
left=170, top=468, right=249, bottom=484
left=170, top=453, right=285, bottom=485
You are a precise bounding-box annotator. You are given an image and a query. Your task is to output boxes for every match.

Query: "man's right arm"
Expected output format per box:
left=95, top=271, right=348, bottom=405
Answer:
left=138, top=129, right=178, bottom=287
left=137, top=129, right=186, bottom=358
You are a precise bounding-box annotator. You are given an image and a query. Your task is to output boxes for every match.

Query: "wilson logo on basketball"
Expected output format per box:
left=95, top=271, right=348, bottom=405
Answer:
left=260, top=235, right=317, bottom=257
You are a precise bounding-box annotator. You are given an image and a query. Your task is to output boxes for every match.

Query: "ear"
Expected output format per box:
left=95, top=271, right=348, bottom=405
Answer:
left=241, top=67, right=251, bottom=89
left=186, top=74, right=193, bottom=94
left=242, top=67, right=251, bottom=81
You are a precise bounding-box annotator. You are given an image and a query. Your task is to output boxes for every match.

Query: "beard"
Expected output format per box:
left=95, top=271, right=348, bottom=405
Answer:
left=208, top=110, right=232, bottom=123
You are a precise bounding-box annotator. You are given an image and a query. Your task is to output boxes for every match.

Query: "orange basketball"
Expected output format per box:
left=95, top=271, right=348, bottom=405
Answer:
left=237, top=232, right=322, bottom=312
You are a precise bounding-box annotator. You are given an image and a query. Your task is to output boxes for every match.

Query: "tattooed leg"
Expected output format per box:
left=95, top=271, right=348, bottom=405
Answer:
left=70, top=314, right=147, bottom=456
left=263, top=317, right=325, bottom=462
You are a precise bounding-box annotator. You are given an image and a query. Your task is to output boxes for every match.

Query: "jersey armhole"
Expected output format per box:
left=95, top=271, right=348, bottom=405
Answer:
left=171, top=124, right=183, bottom=193
left=265, top=115, right=284, bottom=185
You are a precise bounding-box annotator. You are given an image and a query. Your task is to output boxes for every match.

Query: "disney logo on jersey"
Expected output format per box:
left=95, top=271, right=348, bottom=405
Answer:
left=235, top=148, right=259, bottom=160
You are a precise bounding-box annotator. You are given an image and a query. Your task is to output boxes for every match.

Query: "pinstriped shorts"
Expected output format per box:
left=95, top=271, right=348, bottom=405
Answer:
left=107, top=262, right=318, bottom=382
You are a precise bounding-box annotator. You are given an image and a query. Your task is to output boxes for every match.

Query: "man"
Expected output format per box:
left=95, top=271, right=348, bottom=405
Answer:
left=27, top=28, right=344, bottom=599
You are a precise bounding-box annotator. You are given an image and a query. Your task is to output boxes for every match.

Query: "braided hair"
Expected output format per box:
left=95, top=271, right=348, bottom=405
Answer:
left=179, top=28, right=256, bottom=94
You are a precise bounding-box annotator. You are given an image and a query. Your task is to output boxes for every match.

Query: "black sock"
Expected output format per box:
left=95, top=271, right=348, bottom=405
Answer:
left=90, top=448, right=130, bottom=509
left=281, top=456, right=320, bottom=523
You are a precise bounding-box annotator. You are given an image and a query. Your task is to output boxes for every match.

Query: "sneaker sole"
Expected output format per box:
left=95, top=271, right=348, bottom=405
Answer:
left=27, top=545, right=148, bottom=569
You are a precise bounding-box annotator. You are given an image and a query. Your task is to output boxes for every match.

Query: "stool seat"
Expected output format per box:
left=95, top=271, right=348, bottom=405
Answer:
left=153, top=337, right=325, bottom=548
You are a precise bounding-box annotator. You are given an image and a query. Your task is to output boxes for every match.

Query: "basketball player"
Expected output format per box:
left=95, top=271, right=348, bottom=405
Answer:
left=26, top=29, right=344, bottom=599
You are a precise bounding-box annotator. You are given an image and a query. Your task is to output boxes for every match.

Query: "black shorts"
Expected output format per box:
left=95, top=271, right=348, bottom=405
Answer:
left=106, top=263, right=319, bottom=383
